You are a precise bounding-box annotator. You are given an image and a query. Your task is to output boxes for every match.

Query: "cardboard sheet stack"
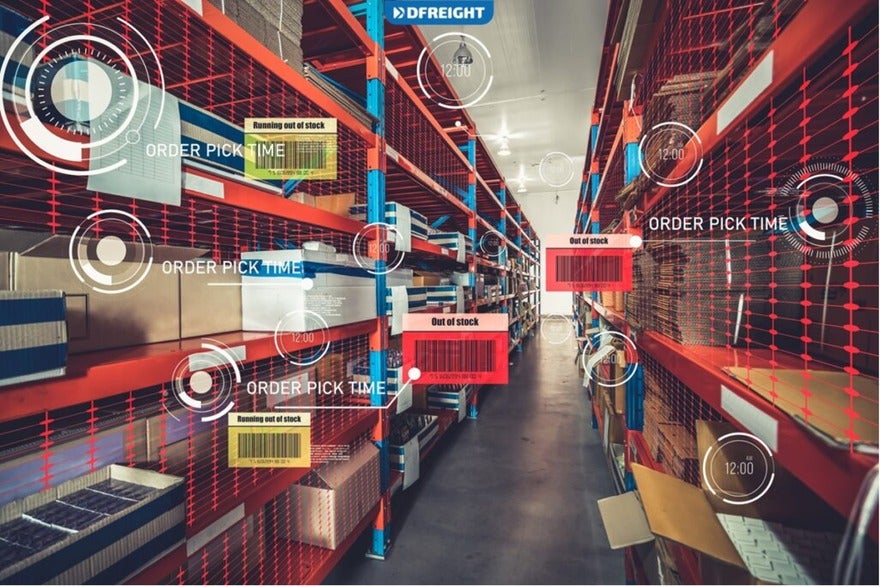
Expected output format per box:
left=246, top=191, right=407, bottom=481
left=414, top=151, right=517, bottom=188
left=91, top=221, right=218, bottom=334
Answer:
left=304, top=65, right=376, bottom=129
left=210, top=0, right=304, bottom=73
left=641, top=239, right=769, bottom=346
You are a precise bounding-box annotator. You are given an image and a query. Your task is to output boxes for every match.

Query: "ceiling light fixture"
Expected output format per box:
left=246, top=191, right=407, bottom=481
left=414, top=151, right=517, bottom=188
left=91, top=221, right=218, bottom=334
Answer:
left=516, top=182, right=527, bottom=194
left=498, top=137, right=511, bottom=157
left=452, top=35, right=474, bottom=65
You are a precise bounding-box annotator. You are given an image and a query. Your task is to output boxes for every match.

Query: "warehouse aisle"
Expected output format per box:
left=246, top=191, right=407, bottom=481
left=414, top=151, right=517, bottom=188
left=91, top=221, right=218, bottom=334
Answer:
left=328, top=323, right=623, bottom=584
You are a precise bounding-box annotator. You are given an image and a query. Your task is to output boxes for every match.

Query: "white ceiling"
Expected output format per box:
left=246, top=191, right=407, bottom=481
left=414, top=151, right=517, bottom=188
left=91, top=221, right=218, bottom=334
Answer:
left=421, top=0, right=607, bottom=196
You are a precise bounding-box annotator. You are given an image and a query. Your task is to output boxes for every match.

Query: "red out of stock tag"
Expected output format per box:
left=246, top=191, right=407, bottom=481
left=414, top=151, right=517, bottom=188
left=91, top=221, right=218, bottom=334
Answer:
left=545, top=234, right=638, bottom=291
left=402, top=314, right=509, bottom=385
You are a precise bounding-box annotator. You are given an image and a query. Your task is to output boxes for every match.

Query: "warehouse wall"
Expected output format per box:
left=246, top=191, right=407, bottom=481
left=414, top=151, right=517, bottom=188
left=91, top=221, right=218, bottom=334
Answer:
left=515, top=189, right=580, bottom=315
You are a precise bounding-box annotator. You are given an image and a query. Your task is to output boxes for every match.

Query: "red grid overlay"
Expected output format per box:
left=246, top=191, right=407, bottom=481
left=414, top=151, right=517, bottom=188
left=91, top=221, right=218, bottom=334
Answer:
left=638, top=12, right=878, bottom=447
left=0, top=0, right=387, bottom=583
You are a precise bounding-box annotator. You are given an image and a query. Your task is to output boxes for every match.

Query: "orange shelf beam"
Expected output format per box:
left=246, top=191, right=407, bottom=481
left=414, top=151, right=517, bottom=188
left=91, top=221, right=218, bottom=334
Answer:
left=0, top=321, right=374, bottom=423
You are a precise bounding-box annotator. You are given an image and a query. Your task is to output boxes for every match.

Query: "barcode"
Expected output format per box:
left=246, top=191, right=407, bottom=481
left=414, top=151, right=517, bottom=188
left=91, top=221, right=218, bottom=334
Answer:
left=415, top=340, right=496, bottom=372
left=237, top=433, right=301, bottom=459
left=555, top=255, right=622, bottom=282
left=254, top=141, right=327, bottom=170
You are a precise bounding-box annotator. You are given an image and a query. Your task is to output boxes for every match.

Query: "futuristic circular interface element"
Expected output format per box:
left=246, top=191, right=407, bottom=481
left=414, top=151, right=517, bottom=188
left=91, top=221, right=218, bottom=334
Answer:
left=539, top=314, right=577, bottom=345
left=68, top=209, right=154, bottom=295
left=637, top=121, right=704, bottom=187
left=539, top=152, right=575, bottom=188
left=416, top=32, right=493, bottom=110
left=478, top=230, right=505, bottom=259
left=0, top=15, right=165, bottom=176
left=702, top=431, right=776, bottom=506
left=580, top=330, right=639, bottom=388
left=352, top=222, right=407, bottom=275
left=169, top=341, right=241, bottom=423
left=36, top=49, right=133, bottom=135
left=274, top=310, right=331, bottom=367
left=780, top=162, right=875, bottom=260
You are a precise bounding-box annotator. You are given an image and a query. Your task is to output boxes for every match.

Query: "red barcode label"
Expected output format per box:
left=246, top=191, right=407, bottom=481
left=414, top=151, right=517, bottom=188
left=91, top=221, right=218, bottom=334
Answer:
left=555, top=255, right=622, bottom=283
left=402, top=331, right=509, bottom=385
left=414, top=340, right=496, bottom=372
left=546, top=249, right=633, bottom=291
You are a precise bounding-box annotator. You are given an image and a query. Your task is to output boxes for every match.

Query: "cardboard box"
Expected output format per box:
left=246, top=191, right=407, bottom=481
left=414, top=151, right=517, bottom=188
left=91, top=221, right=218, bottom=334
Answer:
left=413, top=273, right=443, bottom=286
left=0, top=290, right=67, bottom=387
left=312, top=193, right=357, bottom=217
left=179, top=270, right=242, bottom=338
left=609, top=349, right=627, bottom=415
left=601, top=395, right=624, bottom=450
left=0, top=465, right=184, bottom=584
left=598, top=421, right=842, bottom=584
left=287, top=192, right=316, bottom=206
left=282, top=441, right=380, bottom=549
left=3, top=253, right=181, bottom=353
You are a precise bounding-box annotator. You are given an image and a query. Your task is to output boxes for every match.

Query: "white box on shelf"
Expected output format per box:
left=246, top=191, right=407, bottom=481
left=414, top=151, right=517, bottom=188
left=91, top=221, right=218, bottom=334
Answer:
left=240, top=249, right=376, bottom=331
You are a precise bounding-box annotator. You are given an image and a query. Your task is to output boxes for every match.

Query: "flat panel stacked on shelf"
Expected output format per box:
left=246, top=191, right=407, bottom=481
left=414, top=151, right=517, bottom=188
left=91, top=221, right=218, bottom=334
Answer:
left=576, top=0, right=879, bottom=583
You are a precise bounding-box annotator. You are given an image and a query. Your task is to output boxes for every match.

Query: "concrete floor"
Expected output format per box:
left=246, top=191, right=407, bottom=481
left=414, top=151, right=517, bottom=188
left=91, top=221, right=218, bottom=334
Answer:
left=327, top=325, right=624, bottom=584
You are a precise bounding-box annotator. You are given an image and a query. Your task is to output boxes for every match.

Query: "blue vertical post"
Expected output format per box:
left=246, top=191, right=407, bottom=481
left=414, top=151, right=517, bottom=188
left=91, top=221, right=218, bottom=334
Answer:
left=466, top=135, right=477, bottom=289
left=466, top=134, right=480, bottom=419
left=498, top=186, right=507, bottom=269
left=364, top=0, right=390, bottom=560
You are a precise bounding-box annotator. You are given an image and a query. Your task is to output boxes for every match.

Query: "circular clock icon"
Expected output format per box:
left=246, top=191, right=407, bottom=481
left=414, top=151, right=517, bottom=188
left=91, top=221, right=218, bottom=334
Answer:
left=702, top=431, right=776, bottom=505
left=32, top=48, right=133, bottom=136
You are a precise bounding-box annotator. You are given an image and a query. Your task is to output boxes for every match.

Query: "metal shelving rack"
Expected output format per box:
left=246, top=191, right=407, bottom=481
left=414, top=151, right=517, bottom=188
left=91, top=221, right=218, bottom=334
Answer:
left=0, top=0, right=540, bottom=583
left=573, top=0, right=878, bottom=583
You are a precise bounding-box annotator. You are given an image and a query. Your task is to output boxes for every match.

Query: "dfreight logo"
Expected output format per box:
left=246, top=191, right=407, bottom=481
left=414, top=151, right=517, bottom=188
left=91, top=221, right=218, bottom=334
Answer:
left=386, top=0, right=493, bottom=25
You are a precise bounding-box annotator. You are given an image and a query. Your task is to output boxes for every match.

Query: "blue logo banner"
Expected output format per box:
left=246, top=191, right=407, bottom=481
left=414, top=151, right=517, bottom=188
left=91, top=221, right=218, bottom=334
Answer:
left=386, top=0, right=494, bottom=25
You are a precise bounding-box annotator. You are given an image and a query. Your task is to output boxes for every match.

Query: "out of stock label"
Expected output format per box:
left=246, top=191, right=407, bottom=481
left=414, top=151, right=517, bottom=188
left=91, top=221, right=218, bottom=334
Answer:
left=402, top=313, right=508, bottom=384
left=545, top=234, right=638, bottom=291
left=228, top=412, right=311, bottom=468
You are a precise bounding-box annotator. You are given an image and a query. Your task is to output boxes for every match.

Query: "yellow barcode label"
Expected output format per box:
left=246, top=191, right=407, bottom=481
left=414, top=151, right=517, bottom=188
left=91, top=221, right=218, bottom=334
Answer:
left=244, top=118, right=337, bottom=181
left=227, top=412, right=311, bottom=468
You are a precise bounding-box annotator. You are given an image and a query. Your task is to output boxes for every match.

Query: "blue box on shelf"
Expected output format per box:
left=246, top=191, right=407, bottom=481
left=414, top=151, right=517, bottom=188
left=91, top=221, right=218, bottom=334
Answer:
left=0, top=290, right=67, bottom=388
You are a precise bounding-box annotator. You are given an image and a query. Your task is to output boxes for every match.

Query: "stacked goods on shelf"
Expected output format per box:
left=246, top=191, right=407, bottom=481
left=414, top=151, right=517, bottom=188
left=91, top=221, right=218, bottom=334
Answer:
left=0, top=466, right=183, bottom=584
left=700, top=0, right=802, bottom=116
left=426, top=384, right=472, bottom=412
left=616, top=71, right=714, bottom=210
left=348, top=349, right=404, bottom=396
left=642, top=356, right=723, bottom=485
left=303, top=65, right=375, bottom=128
left=427, top=232, right=472, bottom=263
left=624, top=249, right=656, bottom=328
left=349, top=202, right=430, bottom=247
left=406, top=286, right=428, bottom=311
left=240, top=246, right=376, bottom=331
left=389, top=413, right=440, bottom=488
left=279, top=437, right=380, bottom=550
left=639, top=238, right=770, bottom=345
left=209, top=0, right=304, bottom=72
left=0, top=290, right=67, bottom=387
